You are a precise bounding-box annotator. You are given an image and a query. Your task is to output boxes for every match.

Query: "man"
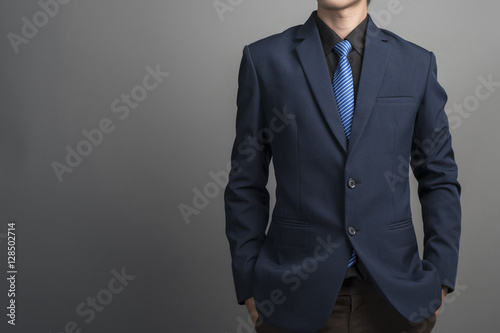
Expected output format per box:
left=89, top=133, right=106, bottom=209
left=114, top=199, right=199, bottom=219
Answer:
left=224, top=0, right=461, bottom=332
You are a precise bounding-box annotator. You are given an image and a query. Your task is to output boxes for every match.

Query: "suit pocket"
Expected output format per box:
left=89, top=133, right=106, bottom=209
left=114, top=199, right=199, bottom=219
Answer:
left=375, top=96, right=415, bottom=104
left=386, top=217, right=413, bottom=230
left=271, top=216, right=309, bottom=228
left=268, top=216, right=310, bottom=249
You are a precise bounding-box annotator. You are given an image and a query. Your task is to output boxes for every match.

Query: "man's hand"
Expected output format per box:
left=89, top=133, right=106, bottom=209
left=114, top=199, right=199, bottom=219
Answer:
left=434, top=286, right=449, bottom=317
left=244, top=297, right=259, bottom=327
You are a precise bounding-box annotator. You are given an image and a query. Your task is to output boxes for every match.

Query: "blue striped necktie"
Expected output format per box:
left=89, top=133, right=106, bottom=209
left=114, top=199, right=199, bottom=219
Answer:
left=333, top=40, right=357, bottom=268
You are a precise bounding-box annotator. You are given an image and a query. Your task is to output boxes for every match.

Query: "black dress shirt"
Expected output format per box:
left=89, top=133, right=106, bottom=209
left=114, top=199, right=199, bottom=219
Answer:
left=313, top=11, right=368, bottom=100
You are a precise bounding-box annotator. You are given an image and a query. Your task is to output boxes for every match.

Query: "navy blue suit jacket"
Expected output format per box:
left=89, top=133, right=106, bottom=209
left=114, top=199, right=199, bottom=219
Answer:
left=225, top=12, right=461, bottom=333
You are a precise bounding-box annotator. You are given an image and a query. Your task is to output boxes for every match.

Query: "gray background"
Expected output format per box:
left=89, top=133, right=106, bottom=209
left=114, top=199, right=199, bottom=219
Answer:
left=0, top=0, right=498, bottom=332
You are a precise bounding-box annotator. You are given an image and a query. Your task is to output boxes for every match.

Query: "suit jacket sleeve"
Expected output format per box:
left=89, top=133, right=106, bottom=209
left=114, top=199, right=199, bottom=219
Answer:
left=224, top=45, right=272, bottom=304
left=411, top=51, right=462, bottom=294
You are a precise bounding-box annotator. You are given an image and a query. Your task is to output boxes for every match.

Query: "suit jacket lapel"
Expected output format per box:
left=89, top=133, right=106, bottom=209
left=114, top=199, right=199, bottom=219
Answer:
left=295, top=14, right=391, bottom=156
left=295, top=14, right=348, bottom=152
left=347, top=16, right=391, bottom=158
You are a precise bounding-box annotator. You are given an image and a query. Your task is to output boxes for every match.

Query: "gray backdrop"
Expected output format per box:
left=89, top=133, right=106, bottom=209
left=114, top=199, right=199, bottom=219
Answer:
left=0, top=0, right=498, bottom=332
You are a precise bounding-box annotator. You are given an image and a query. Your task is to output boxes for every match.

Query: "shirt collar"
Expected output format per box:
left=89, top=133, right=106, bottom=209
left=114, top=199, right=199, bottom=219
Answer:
left=313, top=11, right=368, bottom=56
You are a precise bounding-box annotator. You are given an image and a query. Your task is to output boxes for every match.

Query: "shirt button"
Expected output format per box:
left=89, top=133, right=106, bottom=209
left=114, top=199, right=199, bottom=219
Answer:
left=347, top=178, right=356, bottom=189
left=348, top=226, right=356, bottom=236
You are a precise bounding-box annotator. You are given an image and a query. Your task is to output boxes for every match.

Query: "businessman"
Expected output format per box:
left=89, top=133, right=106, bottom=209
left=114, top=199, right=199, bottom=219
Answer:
left=224, top=0, right=461, bottom=332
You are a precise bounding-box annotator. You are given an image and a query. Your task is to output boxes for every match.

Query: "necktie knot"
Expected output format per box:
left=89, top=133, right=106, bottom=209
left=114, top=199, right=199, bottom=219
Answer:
left=334, top=40, right=352, bottom=58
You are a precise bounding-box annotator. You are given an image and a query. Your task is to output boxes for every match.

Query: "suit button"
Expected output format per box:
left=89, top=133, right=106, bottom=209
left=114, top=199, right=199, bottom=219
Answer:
left=347, top=178, right=356, bottom=189
left=348, top=226, right=356, bottom=236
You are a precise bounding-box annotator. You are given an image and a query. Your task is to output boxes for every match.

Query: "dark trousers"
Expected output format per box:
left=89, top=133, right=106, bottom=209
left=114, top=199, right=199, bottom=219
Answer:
left=256, top=260, right=437, bottom=333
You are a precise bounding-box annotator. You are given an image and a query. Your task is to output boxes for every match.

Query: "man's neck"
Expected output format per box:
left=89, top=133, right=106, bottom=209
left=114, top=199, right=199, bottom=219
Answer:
left=317, top=3, right=367, bottom=39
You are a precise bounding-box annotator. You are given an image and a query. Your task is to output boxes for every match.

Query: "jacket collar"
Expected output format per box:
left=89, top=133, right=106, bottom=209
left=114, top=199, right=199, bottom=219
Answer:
left=295, top=13, right=391, bottom=154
